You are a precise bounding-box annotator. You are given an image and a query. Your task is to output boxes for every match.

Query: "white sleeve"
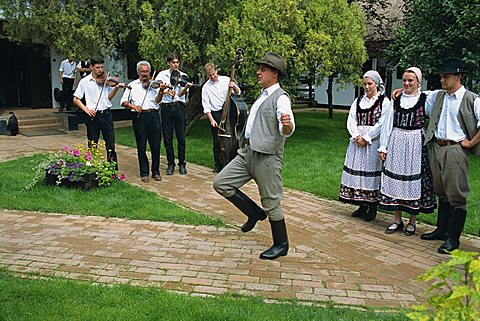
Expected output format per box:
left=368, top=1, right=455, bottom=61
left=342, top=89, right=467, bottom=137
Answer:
left=120, top=86, right=132, bottom=105
left=378, top=100, right=394, bottom=153
left=424, top=90, right=439, bottom=117
left=346, top=99, right=359, bottom=140
left=276, top=94, right=295, bottom=137
left=474, top=97, right=480, bottom=127
left=202, top=86, right=212, bottom=114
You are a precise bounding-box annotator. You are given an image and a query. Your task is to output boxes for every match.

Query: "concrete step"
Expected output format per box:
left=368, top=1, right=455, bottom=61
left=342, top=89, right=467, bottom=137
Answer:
left=20, top=122, right=65, bottom=133
left=19, top=116, right=62, bottom=126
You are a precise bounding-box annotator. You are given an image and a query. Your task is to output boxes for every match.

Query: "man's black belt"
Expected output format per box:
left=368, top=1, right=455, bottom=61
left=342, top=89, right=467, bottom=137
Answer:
left=97, top=109, right=110, bottom=114
left=161, top=102, right=184, bottom=107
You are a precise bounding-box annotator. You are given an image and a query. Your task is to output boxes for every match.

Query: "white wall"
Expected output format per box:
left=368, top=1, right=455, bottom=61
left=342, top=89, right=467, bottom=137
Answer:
left=314, top=79, right=356, bottom=107
left=49, top=46, right=128, bottom=110
left=311, top=66, right=428, bottom=108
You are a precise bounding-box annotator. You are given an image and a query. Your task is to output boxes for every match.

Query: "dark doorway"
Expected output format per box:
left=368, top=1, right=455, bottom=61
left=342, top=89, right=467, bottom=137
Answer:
left=0, top=39, right=52, bottom=108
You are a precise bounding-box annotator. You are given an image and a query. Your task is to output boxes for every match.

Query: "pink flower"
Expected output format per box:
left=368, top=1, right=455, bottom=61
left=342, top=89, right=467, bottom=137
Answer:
left=63, top=146, right=70, bottom=153
left=119, top=173, right=126, bottom=181
left=84, top=151, right=93, bottom=161
left=72, top=149, right=80, bottom=157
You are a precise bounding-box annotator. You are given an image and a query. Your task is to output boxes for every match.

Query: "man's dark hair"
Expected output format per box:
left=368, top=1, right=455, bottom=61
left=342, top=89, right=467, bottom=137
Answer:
left=90, top=57, right=104, bottom=66
left=166, top=53, right=180, bottom=63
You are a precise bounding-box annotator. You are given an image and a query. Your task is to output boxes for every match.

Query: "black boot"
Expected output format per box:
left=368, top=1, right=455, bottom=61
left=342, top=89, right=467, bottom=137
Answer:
left=421, top=201, right=450, bottom=241
left=226, top=190, right=267, bottom=232
left=351, top=205, right=368, bottom=218
left=260, top=219, right=289, bottom=260
left=438, top=208, right=467, bottom=254
left=362, top=203, right=377, bottom=222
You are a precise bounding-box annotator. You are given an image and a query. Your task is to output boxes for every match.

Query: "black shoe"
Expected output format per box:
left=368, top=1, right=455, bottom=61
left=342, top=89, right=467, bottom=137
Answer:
left=422, top=201, right=451, bottom=240
left=260, top=242, right=289, bottom=260
left=260, top=219, right=289, bottom=260
left=385, top=221, right=404, bottom=234
left=152, top=174, right=162, bottom=181
left=351, top=205, right=368, bottom=218
left=179, top=165, right=187, bottom=175
left=226, top=190, right=266, bottom=232
left=166, top=165, right=174, bottom=175
left=437, top=208, right=466, bottom=254
left=420, top=228, right=448, bottom=241
left=140, top=176, right=149, bottom=183
left=404, top=223, right=416, bottom=236
left=241, top=210, right=267, bottom=232
left=362, top=205, right=377, bottom=222
left=438, top=239, right=460, bottom=254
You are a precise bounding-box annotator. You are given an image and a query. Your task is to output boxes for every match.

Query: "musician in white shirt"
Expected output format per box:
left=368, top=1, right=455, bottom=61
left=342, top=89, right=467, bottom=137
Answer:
left=201, top=63, right=240, bottom=173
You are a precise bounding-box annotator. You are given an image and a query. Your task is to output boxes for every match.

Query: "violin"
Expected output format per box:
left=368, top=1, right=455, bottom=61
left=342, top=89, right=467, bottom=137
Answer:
left=178, top=74, right=199, bottom=88
left=96, top=72, right=130, bottom=89
left=142, top=79, right=170, bottom=90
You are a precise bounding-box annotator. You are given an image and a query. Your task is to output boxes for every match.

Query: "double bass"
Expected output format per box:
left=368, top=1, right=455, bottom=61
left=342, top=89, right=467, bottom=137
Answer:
left=217, top=49, right=248, bottom=166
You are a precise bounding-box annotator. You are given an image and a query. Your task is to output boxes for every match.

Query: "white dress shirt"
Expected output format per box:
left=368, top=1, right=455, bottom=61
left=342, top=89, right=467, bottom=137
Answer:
left=425, top=86, right=480, bottom=141
left=73, top=74, right=114, bottom=111
left=154, top=69, right=188, bottom=103
left=59, top=59, right=76, bottom=79
left=202, top=75, right=241, bottom=113
left=245, top=83, right=295, bottom=139
left=120, top=79, right=159, bottom=111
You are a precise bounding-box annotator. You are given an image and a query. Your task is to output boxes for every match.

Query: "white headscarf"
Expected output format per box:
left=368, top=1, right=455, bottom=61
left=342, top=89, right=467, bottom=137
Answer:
left=405, top=67, right=423, bottom=88
left=363, top=70, right=385, bottom=94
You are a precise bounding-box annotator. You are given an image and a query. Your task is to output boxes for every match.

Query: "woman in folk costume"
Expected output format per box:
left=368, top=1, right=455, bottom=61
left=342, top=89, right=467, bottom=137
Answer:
left=378, top=67, right=436, bottom=236
left=339, top=71, right=390, bottom=221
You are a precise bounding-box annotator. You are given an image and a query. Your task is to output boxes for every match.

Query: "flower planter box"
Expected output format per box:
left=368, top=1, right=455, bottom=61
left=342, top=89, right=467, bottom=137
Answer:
left=45, top=172, right=98, bottom=191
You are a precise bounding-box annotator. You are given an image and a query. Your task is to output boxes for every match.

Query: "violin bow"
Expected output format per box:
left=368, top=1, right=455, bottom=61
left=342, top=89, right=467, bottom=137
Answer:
left=93, top=70, right=110, bottom=118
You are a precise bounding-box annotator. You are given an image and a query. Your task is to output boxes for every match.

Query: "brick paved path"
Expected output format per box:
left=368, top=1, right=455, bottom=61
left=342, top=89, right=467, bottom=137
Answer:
left=1, top=128, right=479, bottom=309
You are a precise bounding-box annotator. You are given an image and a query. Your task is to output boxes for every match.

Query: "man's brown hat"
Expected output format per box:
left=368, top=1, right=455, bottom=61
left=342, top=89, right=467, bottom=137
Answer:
left=256, top=52, right=287, bottom=77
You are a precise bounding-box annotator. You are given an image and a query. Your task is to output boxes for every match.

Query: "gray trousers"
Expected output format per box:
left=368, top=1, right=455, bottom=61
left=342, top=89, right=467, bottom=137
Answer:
left=429, top=143, right=469, bottom=209
left=213, top=145, right=284, bottom=221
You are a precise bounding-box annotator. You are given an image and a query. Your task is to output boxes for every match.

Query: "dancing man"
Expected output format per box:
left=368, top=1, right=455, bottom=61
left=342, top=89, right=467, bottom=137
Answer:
left=213, top=52, right=295, bottom=260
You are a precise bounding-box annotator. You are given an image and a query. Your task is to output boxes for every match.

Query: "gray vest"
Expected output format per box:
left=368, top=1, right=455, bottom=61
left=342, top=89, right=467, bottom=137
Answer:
left=239, top=87, right=289, bottom=155
left=424, top=89, right=480, bottom=156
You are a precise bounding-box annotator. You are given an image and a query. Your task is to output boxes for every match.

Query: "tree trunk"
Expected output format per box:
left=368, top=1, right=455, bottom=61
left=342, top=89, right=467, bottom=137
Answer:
left=326, top=76, right=334, bottom=119
left=308, top=67, right=317, bottom=108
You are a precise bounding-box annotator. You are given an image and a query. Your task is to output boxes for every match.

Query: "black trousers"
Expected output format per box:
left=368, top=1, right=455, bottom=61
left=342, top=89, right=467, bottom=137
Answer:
left=61, top=77, right=74, bottom=110
left=161, top=103, right=186, bottom=167
left=210, top=110, right=223, bottom=168
left=132, top=111, right=161, bottom=177
left=86, top=110, right=117, bottom=168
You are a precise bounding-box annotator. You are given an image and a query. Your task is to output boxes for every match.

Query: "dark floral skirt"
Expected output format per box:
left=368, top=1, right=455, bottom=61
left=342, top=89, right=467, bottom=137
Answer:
left=339, top=185, right=380, bottom=205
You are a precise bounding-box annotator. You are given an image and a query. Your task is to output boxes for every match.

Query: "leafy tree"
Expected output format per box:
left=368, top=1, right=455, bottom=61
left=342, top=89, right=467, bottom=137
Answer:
left=385, top=0, right=480, bottom=92
left=137, top=0, right=237, bottom=73
left=299, top=0, right=367, bottom=118
left=206, top=0, right=367, bottom=117
left=0, top=0, right=143, bottom=60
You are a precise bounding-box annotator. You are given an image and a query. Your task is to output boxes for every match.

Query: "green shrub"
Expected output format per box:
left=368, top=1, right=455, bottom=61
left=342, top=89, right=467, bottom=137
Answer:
left=407, top=250, right=480, bottom=321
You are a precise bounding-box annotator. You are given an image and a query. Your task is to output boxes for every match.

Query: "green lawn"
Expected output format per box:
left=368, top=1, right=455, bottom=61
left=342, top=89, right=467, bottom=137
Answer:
left=0, top=154, right=223, bottom=227
left=117, top=110, right=480, bottom=235
left=0, top=270, right=408, bottom=321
